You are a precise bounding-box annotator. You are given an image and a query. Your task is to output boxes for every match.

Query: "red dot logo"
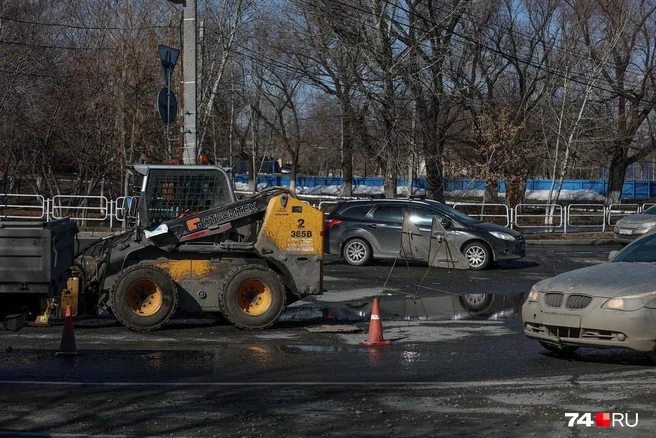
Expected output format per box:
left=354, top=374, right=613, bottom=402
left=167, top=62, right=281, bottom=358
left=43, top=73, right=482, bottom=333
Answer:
left=596, top=412, right=611, bottom=427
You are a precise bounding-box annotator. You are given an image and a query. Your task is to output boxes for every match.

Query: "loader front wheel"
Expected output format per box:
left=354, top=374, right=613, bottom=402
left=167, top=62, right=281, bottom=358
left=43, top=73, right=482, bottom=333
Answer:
left=111, top=265, right=178, bottom=331
left=220, top=264, right=286, bottom=330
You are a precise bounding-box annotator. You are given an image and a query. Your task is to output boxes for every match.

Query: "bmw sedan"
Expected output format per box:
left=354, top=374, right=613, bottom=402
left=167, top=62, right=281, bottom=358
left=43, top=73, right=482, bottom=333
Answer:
left=523, top=231, right=656, bottom=361
left=323, top=199, right=525, bottom=269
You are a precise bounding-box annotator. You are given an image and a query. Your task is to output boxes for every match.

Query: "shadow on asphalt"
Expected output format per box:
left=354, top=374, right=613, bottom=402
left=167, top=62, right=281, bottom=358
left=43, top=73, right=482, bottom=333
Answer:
left=327, top=258, right=539, bottom=270
left=496, top=260, right=539, bottom=269
left=538, top=348, right=654, bottom=367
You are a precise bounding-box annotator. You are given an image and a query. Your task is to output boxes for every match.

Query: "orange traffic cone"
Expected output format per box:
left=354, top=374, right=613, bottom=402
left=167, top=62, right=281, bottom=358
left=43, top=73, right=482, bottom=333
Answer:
left=360, top=298, right=391, bottom=346
left=56, top=305, right=78, bottom=356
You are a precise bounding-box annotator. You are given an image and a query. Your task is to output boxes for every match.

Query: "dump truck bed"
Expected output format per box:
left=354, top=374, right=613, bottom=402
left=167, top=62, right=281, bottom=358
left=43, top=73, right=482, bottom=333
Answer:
left=0, top=218, right=76, bottom=296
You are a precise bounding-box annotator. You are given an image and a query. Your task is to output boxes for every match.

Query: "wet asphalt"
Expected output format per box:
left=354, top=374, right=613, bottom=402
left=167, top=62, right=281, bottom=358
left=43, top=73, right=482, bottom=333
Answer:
left=3, top=242, right=656, bottom=437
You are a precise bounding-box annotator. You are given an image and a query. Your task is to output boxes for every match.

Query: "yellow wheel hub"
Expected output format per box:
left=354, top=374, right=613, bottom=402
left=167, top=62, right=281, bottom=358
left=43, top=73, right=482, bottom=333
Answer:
left=236, top=281, right=272, bottom=316
left=127, top=280, right=163, bottom=316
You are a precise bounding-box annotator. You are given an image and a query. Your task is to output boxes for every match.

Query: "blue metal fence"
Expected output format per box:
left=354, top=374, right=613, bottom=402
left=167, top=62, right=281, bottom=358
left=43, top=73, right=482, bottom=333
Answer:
left=233, top=175, right=656, bottom=198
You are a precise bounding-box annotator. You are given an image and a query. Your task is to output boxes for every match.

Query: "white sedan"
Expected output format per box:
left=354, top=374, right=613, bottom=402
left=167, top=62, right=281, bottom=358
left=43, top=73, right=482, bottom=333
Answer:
left=522, top=231, right=656, bottom=361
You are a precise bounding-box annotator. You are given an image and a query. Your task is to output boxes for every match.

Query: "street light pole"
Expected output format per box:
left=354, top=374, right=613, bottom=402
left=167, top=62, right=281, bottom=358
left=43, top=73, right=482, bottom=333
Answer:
left=169, top=0, right=197, bottom=165
left=182, top=0, right=197, bottom=164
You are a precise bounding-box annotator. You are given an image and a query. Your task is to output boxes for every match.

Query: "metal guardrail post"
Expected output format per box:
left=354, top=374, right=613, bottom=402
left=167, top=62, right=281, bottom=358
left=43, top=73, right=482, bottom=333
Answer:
left=109, top=200, right=114, bottom=229
left=564, top=207, right=567, bottom=234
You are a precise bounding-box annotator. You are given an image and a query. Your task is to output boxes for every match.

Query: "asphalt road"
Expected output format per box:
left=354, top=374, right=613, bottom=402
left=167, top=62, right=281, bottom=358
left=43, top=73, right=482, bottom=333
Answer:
left=2, top=243, right=655, bottom=437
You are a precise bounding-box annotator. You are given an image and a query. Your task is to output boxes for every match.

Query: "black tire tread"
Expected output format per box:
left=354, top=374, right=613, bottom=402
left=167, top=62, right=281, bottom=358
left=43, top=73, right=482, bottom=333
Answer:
left=219, top=264, right=286, bottom=330
left=111, top=264, right=178, bottom=332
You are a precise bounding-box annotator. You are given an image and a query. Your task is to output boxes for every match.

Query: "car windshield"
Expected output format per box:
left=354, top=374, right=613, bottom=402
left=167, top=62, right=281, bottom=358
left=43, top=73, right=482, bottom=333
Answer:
left=611, top=232, right=656, bottom=263
left=644, top=205, right=656, bottom=215
left=424, top=200, right=479, bottom=224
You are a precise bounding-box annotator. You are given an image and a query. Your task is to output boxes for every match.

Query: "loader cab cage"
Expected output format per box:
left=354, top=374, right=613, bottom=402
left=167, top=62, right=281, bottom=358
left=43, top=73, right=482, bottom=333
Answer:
left=133, top=165, right=235, bottom=227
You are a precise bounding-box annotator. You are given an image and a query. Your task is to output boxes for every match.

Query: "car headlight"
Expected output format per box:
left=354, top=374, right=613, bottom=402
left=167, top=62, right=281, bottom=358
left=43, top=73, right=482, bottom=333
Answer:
left=602, top=291, right=656, bottom=311
left=489, top=231, right=515, bottom=241
left=637, top=221, right=656, bottom=230
left=527, top=287, right=540, bottom=303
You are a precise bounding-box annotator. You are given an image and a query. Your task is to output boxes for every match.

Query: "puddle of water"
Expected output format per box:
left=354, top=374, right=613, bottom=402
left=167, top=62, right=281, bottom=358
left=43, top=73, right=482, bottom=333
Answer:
left=284, top=293, right=527, bottom=323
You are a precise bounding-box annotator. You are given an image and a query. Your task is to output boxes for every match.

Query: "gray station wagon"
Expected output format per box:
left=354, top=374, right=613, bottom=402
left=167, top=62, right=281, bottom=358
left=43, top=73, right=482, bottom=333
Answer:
left=324, top=199, right=525, bottom=270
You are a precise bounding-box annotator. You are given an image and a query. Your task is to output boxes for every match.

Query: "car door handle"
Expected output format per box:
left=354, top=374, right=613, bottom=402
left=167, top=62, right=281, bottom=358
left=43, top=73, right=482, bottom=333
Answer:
left=368, top=224, right=378, bottom=228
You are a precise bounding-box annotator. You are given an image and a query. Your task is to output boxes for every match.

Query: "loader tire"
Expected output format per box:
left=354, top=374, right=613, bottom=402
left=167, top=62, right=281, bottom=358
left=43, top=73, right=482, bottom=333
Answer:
left=111, top=265, right=178, bottom=331
left=219, top=264, right=286, bottom=330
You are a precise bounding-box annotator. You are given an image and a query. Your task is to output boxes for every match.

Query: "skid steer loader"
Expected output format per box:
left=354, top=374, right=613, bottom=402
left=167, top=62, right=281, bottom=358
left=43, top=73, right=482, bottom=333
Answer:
left=67, top=164, right=325, bottom=330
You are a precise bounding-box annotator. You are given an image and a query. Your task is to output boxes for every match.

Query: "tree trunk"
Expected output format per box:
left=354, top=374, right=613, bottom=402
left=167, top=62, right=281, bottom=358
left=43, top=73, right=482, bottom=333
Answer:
left=483, top=183, right=497, bottom=203
left=605, top=146, right=627, bottom=206
left=340, top=98, right=353, bottom=197
left=383, top=155, right=397, bottom=199
left=505, top=178, right=526, bottom=210
left=424, top=155, right=445, bottom=202
left=289, top=154, right=298, bottom=193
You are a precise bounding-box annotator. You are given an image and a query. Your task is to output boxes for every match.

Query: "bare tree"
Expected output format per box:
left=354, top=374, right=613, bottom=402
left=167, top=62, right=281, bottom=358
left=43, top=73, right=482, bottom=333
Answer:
left=287, top=0, right=373, bottom=196
left=456, top=0, right=554, bottom=207
left=247, top=17, right=306, bottom=192
left=575, top=0, right=656, bottom=206
left=541, top=4, right=622, bottom=207
left=396, top=0, right=473, bottom=202
left=198, top=0, right=255, bottom=155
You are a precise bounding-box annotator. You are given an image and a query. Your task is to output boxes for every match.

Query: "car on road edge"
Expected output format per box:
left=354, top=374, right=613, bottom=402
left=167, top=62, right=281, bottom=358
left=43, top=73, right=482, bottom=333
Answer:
left=613, top=204, right=656, bottom=245
left=323, top=198, right=525, bottom=270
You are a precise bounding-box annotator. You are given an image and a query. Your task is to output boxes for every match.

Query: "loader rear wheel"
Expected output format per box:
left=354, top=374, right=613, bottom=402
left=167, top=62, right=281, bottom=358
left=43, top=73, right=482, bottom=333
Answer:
left=220, top=264, right=286, bottom=330
left=111, top=265, right=178, bottom=331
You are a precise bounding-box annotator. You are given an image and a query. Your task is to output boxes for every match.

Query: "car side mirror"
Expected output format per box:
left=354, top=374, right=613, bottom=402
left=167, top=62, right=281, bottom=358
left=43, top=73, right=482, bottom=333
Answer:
left=440, top=218, right=452, bottom=229
left=608, top=250, right=619, bottom=261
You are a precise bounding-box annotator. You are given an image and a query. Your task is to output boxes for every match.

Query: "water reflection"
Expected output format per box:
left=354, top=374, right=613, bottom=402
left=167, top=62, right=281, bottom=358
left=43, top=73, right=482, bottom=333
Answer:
left=401, top=350, right=421, bottom=364
left=318, top=292, right=527, bottom=322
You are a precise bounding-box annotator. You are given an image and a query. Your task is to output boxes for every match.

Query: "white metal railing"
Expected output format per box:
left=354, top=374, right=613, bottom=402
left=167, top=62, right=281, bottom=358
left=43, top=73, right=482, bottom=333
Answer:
left=51, top=195, right=109, bottom=223
left=514, top=204, right=563, bottom=229
left=0, top=194, right=47, bottom=219
left=0, top=192, right=648, bottom=234
left=567, top=204, right=607, bottom=232
left=452, top=202, right=510, bottom=227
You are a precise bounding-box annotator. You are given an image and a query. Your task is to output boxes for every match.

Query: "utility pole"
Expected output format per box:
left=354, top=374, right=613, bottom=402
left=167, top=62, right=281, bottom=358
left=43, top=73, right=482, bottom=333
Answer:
left=182, top=0, right=197, bottom=164
left=169, top=0, right=197, bottom=164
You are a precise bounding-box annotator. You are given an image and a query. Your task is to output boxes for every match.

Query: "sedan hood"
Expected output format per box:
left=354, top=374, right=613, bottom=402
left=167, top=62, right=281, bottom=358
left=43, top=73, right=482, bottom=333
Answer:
left=535, top=262, right=656, bottom=297
left=472, top=221, right=523, bottom=238
left=617, top=213, right=656, bottom=226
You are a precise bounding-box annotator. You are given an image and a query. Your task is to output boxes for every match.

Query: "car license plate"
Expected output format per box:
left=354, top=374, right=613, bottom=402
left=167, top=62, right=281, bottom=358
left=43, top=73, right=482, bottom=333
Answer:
left=543, top=312, right=581, bottom=328
left=619, top=229, right=632, bottom=235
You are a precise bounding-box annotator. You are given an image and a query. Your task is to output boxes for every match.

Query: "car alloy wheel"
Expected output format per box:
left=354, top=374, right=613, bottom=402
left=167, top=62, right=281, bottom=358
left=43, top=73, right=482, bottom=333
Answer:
left=463, top=241, right=492, bottom=270
left=460, top=293, right=493, bottom=312
left=343, top=238, right=372, bottom=266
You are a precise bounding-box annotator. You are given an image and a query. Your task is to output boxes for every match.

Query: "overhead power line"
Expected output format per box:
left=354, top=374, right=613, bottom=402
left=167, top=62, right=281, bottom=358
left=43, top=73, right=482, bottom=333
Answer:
left=0, top=39, right=111, bottom=51
left=308, top=0, right=653, bottom=101
left=0, top=14, right=174, bottom=31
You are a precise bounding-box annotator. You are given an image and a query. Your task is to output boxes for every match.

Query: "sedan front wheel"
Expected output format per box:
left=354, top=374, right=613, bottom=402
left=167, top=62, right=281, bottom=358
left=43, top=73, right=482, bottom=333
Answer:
left=462, top=241, right=492, bottom=270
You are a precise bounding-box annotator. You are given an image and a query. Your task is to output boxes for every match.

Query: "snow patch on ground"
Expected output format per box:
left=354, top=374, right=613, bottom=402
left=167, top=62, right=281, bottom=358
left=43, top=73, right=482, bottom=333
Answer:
left=235, top=181, right=606, bottom=202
